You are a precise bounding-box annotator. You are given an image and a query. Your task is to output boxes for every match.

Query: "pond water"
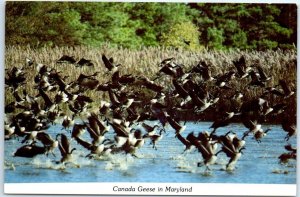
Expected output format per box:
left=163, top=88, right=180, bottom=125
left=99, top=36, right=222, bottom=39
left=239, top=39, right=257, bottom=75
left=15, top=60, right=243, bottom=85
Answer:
left=4, top=121, right=296, bottom=184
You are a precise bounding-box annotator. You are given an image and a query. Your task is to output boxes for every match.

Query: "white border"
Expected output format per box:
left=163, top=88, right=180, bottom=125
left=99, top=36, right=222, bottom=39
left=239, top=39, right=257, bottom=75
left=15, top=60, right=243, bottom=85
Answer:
left=4, top=183, right=297, bottom=196
left=1, top=0, right=299, bottom=196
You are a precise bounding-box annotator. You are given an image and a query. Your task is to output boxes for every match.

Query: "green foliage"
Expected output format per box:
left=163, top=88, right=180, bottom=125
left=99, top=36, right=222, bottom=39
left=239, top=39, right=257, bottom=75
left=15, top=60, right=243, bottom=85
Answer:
left=191, top=3, right=296, bottom=50
left=160, top=21, right=202, bottom=50
left=206, top=27, right=225, bottom=49
left=5, top=2, right=296, bottom=50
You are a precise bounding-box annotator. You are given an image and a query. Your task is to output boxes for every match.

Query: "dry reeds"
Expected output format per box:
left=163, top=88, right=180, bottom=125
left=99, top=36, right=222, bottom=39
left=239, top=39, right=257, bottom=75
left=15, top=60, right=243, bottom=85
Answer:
left=5, top=45, right=296, bottom=121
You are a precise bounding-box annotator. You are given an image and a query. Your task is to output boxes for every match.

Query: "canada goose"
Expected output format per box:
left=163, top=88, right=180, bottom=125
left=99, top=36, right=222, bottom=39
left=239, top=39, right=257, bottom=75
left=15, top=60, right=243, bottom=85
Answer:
left=155, top=63, right=178, bottom=79
left=190, top=61, right=214, bottom=81
left=143, top=129, right=164, bottom=150
left=62, top=115, right=75, bottom=131
left=217, top=131, right=237, bottom=153
left=71, top=124, right=86, bottom=138
left=232, top=133, right=246, bottom=150
left=21, top=130, right=43, bottom=144
left=142, top=122, right=159, bottom=136
left=5, top=66, right=26, bottom=90
left=99, top=101, right=111, bottom=117
left=242, top=119, right=262, bottom=137
left=87, top=112, right=110, bottom=136
left=160, top=57, right=175, bottom=66
left=255, top=64, right=271, bottom=82
left=248, top=70, right=265, bottom=88
left=278, top=152, right=296, bottom=164
left=118, top=74, right=136, bottom=85
left=133, top=129, right=145, bottom=149
left=36, top=132, right=58, bottom=156
left=216, top=137, right=245, bottom=171
left=269, top=103, right=287, bottom=116
left=36, top=75, right=55, bottom=91
left=109, top=119, right=130, bottom=138
left=5, top=123, right=15, bottom=140
left=9, top=120, right=26, bottom=137
left=224, top=147, right=245, bottom=170
left=233, top=55, right=250, bottom=78
left=262, top=87, right=285, bottom=97
left=172, top=79, right=190, bottom=101
left=284, top=144, right=296, bottom=153
left=215, top=71, right=235, bottom=89
left=193, top=97, right=214, bottom=113
left=74, top=136, right=105, bottom=158
left=102, top=54, right=121, bottom=73
left=14, top=143, right=47, bottom=158
left=57, top=133, right=76, bottom=164
left=279, top=79, right=295, bottom=98
left=136, top=76, right=164, bottom=93
left=282, top=116, right=296, bottom=141
left=13, top=90, right=25, bottom=104
left=25, top=57, right=34, bottom=67
left=253, top=128, right=271, bottom=143
left=186, top=132, right=217, bottom=170
left=77, top=75, right=99, bottom=91
left=176, top=133, right=193, bottom=153
left=57, top=55, right=77, bottom=64
left=210, top=118, right=231, bottom=134
left=76, top=58, right=94, bottom=67
left=165, top=113, right=186, bottom=135
left=37, top=88, right=54, bottom=110
left=240, top=97, right=268, bottom=114
left=51, top=72, right=71, bottom=92
left=55, top=91, right=69, bottom=104
left=85, top=122, right=105, bottom=146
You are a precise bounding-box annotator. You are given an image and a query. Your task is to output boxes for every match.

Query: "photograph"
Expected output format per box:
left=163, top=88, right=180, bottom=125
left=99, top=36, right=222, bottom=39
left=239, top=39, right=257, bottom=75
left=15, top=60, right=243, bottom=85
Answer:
left=4, top=1, right=297, bottom=195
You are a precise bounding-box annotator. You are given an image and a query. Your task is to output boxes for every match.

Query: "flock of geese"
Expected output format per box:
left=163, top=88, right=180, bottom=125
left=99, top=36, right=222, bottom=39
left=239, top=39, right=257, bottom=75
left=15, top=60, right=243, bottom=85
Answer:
left=5, top=53, right=296, bottom=171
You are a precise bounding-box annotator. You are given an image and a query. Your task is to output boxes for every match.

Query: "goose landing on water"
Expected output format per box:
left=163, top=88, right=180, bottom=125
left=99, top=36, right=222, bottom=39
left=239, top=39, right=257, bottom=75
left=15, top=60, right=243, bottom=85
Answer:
left=14, top=143, right=46, bottom=158
left=56, top=134, right=78, bottom=167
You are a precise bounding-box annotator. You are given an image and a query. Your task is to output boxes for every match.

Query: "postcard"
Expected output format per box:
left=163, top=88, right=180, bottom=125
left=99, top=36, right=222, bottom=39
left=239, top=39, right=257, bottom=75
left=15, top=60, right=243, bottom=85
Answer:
left=3, top=1, right=297, bottom=196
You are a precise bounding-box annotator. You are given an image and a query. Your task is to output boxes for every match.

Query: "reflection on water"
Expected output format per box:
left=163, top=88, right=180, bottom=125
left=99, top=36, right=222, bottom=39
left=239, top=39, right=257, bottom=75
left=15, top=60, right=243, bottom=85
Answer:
left=5, top=121, right=296, bottom=184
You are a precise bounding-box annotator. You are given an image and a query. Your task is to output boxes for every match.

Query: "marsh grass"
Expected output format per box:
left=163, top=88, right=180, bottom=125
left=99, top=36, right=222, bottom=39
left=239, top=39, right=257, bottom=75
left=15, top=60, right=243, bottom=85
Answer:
left=5, top=45, right=296, bottom=121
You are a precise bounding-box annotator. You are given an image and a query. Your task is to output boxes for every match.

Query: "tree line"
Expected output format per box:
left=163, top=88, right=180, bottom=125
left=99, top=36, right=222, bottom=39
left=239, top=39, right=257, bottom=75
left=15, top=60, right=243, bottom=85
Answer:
left=5, top=2, right=297, bottom=50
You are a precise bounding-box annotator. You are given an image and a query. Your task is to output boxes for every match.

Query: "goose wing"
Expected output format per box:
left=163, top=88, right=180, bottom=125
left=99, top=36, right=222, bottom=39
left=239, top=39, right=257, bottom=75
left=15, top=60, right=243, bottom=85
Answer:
left=142, top=122, right=155, bottom=133
left=37, top=132, right=54, bottom=146
left=60, top=133, right=70, bottom=154
left=172, top=79, right=189, bottom=99
left=279, top=79, right=293, bottom=96
left=166, top=115, right=185, bottom=134
left=110, top=122, right=129, bottom=137
left=85, top=123, right=99, bottom=142
left=74, top=136, right=92, bottom=150
left=102, top=54, right=114, bottom=71
left=176, top=133, right=191, bottom=147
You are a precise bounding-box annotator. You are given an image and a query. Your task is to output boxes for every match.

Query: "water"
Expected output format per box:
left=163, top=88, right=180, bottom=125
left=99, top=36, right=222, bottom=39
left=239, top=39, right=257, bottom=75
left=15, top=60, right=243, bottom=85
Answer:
left=4, top=121, right=296, bottom=184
